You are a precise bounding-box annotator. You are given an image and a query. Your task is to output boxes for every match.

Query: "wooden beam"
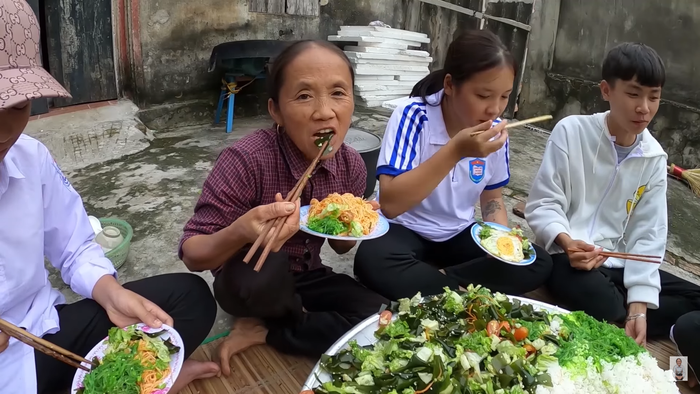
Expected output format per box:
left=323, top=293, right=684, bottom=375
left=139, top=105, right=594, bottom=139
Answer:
left=248, top=0, right=284, bottom=14
left=286, top=0, right=320, bottom=16
left=417, top=0, right=531, bottom=32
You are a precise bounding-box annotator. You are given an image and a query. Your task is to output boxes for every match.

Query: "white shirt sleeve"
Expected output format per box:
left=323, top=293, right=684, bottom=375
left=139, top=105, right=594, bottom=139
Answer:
left=40, top=147, right=117, bottom=299
left=485, top=135, right=510, bottom=190
left=525, top=126, right=574, bottom=251
left=376, top=101, right=428, bottom=177
left=621, top=158, right=666, bottom=309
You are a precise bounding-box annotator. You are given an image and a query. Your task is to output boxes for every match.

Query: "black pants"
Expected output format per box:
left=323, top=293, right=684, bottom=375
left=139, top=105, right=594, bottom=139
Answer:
left=34, top=273, right=217, bottom=394
left=354, top=223, right=554, bottom=301
left=213, top=249, right=390, bottom=358
left=673, top=311, right=700, bottom=380
left=546, top=253, right=700, bottom=339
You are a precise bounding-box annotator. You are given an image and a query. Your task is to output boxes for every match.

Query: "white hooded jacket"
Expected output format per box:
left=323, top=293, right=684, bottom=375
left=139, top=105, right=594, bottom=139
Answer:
left=525, top=111, right=668, bottom=309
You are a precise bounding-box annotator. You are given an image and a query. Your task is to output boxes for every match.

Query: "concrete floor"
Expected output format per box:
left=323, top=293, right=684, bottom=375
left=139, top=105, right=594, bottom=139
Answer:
left=24, top=99, right=700, bottom=339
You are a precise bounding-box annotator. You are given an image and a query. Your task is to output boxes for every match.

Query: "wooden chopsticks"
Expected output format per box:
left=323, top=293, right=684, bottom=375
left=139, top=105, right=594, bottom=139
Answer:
left=0, top=318, right=96, bottom=372
left=470, top=115, right=553, bottom=136
left=567, top=248, right=663, bottom=264
left=243, top=139, right=331, bottom=272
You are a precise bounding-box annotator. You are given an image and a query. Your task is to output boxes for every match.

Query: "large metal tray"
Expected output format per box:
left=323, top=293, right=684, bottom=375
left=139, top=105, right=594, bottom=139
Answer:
left=302, top=295, right=570, bottom=391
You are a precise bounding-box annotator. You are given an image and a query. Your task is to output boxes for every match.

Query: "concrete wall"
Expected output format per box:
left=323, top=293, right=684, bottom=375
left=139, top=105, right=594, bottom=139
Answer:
left=132, top=0, right=535, bottom=128
left=520, top=0, right=700, bottom=168
left=403, top=0, right=534, bottom=118
left=135, top=0, right=406, bottom=106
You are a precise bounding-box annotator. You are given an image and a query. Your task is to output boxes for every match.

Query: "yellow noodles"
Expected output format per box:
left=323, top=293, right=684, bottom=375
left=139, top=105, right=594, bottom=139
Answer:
left=309, top=193, right=379, bottom=236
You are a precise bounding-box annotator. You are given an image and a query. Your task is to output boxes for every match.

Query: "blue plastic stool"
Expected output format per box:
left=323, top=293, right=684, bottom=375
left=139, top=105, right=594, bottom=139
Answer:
left=215, top=74, right=237, bottom=133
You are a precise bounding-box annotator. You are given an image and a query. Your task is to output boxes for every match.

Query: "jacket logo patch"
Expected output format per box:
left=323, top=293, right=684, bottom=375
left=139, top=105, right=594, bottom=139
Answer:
left=626, top=185, right=647, bottom=214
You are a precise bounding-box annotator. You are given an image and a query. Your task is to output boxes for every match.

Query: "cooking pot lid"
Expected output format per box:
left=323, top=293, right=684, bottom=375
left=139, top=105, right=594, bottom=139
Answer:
left=344, top=128, right=381, bottom=153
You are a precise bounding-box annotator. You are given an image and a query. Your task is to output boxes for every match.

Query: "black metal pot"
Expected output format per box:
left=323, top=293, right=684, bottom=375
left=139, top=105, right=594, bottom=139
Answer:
left=344, top=128, right=382, bottom=199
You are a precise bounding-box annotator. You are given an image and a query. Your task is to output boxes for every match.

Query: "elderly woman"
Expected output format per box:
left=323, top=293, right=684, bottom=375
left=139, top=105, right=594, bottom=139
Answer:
left=178, top=40, right=390, bottom=376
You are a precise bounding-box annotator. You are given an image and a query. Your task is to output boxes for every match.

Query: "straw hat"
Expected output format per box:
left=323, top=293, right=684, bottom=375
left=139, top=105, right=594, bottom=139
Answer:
left=0, top=0, right=71, bottom=109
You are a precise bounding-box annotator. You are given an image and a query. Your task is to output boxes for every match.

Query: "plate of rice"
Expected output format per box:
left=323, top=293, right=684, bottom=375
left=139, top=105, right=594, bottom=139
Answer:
left=303, top=286, right=680, bottom=394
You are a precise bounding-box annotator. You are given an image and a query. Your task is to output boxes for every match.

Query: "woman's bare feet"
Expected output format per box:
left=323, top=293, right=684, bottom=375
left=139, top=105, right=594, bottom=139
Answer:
left=217, top=318, right=268, bottom=376
left=170, top=359, right=221, bottom=393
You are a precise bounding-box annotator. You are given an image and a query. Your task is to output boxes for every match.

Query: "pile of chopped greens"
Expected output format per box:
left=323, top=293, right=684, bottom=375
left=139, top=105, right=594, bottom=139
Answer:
left=312, top=286, right=647, bottom=394
left=77, top=326, right=181, bottom=394
left=477, top=222, right=533, bottom=259
left=554, top=311, right=644, bottom=374
left=307, top=203, right=364, bottom=237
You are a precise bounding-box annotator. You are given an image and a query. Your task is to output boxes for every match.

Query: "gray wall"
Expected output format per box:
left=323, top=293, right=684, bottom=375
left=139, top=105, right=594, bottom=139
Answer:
left=404, top=0, right=534, bottom=118
left=135, top=0, right=406, bottom=106
left=134, top=0, right=534, bottom=109
left=520, top=0, right=700, bottom=168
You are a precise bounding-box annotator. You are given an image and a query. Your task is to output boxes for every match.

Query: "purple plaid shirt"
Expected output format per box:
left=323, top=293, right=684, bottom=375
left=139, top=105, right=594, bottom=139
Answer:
left=179, top=128, right=367, bottom=273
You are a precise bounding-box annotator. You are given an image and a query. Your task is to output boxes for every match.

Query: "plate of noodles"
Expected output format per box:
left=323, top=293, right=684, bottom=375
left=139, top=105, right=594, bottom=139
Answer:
left=300, top=193, right=389, bottom=241
left=71, top=323, right=184, bottom=394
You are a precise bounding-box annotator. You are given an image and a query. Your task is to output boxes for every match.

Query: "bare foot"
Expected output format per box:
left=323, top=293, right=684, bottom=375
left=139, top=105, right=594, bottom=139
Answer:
left=689, top=371, right=697, bottom=388
left=218, top=318, right=268, bottom=376
left=169, top=359, right=221, bottom=393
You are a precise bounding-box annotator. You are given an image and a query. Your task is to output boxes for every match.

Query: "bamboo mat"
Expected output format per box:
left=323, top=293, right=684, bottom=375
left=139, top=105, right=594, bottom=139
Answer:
left=181, top=291, right=696, bottom=394
left=180, top=338, right=315, bottom=394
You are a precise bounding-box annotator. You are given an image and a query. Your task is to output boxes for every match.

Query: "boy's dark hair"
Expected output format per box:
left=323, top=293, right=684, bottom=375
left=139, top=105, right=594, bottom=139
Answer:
left=410, top=29, right=516, bottom=105
left=602, top=42, right=666, bottom=88
left=267, top=40, right=354, bottom=104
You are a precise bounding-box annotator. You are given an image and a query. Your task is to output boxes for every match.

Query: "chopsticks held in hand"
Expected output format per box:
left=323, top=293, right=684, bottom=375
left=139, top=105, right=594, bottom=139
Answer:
left=0, top=318, right=96, bottom=372
left=470, top=115, right=553, bottom=137
left=243, top=139, right=331, bottom=272
left=567, top=248, right=663, bottom=264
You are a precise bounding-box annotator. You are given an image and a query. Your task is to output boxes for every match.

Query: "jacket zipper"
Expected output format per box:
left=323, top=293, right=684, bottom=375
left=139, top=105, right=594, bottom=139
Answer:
left=587, top=140, right=642, bottom=239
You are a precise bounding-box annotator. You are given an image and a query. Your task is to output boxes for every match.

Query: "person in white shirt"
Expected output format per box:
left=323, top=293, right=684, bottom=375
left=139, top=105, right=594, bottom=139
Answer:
left=525, top=43, right=700, bottom=353
left=0, top=1, right=225, bottom=392
left=354, top=30, right=553, bottom=301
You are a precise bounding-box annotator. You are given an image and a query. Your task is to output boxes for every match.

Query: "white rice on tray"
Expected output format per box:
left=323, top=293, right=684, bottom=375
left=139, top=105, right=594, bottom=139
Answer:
left=536, top=353, right=679, bottom=394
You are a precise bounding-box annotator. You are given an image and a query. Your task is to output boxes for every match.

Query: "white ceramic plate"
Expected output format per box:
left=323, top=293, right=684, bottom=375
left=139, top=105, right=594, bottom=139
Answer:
left=471, top=222, right=537, bottom=266
left=299, top=205, right=390, bottom=241
left=302, top=295, right=569, bottom=391
left=71, top=323, right=184, bottom=394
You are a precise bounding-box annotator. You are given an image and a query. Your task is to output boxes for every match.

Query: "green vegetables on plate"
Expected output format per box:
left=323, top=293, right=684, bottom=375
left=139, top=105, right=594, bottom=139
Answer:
left=311, top=285, right=646, bottom=394
left=307, top=202, right=364, bottom=237
left=476, top=221, right=533, bottom=260
left=76, top=325, right=181, bottom=394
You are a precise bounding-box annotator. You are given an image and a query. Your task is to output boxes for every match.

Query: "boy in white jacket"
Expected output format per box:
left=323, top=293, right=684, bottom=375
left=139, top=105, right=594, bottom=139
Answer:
left=525, top=42, right=700, bottom=357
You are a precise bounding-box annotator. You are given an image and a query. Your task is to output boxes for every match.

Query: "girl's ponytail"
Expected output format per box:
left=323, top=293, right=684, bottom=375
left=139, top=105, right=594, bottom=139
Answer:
left=410, top=69, right=447, bottom=104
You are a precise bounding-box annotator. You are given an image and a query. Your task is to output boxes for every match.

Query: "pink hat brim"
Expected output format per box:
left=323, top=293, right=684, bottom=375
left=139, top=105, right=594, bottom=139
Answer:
left=0, top=66, right=71, bottom=109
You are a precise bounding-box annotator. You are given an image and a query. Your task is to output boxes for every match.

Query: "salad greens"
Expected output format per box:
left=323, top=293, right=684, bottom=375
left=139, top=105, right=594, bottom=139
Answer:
left=312, top=286, right=646, bottom=394
left=308, top=203, right=364, bottom=237
left=315, top=132, right=334, bottom=154
left=77, top=326, right=181, bottom=394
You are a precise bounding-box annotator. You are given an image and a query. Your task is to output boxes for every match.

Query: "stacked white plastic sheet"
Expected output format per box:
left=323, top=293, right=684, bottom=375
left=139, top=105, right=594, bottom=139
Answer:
left=328, top=25, right=432, bottom=108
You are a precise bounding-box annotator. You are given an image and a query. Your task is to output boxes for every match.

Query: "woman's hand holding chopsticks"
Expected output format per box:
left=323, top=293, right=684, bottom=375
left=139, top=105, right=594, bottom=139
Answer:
left=238, top=193, right=301, bottom=253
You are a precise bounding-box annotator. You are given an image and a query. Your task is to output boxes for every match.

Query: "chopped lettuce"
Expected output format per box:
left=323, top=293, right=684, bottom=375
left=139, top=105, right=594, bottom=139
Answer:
left=307, top=202, right=366, bottom=237
left=315, top=287, right=644, bottom=394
